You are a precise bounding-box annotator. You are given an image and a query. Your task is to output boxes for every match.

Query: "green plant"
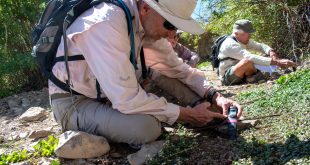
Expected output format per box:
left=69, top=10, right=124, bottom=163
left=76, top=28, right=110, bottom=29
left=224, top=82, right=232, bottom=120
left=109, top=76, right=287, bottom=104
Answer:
left=197, top=61, right=211, bottom=69
left=232, top=69, right=310, bottom=163
left=0, top=149, right=30, bottom=165
left=51, top=159, right=60, bottom=165
left=148, top=124, right=199, bottom=164
left=33, top=135, right=59, bottom=157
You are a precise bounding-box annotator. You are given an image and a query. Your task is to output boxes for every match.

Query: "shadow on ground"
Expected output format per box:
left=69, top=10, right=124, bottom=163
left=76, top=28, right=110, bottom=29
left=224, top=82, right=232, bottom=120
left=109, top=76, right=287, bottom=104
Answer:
left=187, top=129, right=310, bottom=165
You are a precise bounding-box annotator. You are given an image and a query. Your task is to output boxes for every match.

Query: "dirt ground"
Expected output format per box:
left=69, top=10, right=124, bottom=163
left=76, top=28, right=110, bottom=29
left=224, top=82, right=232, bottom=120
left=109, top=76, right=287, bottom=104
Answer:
left=0, top=64, right=300, bottom=165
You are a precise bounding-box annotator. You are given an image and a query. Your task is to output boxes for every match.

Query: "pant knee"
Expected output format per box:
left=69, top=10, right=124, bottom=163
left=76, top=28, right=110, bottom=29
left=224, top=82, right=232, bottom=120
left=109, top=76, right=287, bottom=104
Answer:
left=131, top=115, right=162, bottom=144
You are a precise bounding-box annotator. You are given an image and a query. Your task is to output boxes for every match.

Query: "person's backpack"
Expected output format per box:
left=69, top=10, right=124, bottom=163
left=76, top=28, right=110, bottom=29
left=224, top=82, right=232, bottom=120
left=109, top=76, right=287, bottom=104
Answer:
left=31, top=0, right=138, bottom=100
left=210, top=35, right=237, bottom=71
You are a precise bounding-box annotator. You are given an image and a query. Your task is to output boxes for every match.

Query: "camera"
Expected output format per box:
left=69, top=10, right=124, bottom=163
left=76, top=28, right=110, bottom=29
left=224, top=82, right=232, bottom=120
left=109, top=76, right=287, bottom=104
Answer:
left=227, top=106, right=238, bottom=139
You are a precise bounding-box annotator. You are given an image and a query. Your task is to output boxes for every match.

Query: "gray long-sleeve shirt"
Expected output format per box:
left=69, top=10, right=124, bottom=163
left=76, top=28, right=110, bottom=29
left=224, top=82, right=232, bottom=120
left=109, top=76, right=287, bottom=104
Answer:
left=218, top=37, right=273, bottom=80
left=174, top=43, right=200, bottom=67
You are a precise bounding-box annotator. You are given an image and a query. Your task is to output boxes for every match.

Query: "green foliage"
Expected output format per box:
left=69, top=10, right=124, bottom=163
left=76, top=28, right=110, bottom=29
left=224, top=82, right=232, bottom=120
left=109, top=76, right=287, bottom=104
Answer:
left=51, top=159, right=60, bottom=165
left=234, top=69, right=310, bottom=163
left=34, top=135, right=59, bottom=157
left=205, top=0, right=310, bottom=59
left=0, top=149, right=29, bottom=165
left=0, top=0, right=46, bottom=54
left=237, top=69, right=310, bottom=117
left=0, top=0, right=47, bottom=97
left=179, top=32, right=199, bottom=51
left=0, top=135, right=59, bottom=164
left=197, top=61, right=211, bottom=69
left=0, top=52, right=44, bottom=98
left=148, top=124, right=199, bottom=164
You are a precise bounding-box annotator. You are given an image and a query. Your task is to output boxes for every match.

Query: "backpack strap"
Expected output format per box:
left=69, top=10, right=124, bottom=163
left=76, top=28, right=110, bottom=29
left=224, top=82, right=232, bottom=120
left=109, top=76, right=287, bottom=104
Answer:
left=218, top=35, right=238, bottom=62
left=140, top=47, right=149, bottom=79
left=50, top=0, right=137, bottom=102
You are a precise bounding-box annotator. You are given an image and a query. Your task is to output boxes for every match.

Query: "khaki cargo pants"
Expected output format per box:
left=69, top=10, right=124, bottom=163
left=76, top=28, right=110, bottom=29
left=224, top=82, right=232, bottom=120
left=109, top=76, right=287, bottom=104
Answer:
left=50, top=75, right=202, bottom=145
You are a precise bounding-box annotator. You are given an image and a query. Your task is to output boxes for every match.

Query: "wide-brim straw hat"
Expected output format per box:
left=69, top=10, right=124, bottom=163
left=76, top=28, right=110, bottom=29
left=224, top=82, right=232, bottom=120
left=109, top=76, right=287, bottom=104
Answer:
left=143, top=0, right=205, bottom=35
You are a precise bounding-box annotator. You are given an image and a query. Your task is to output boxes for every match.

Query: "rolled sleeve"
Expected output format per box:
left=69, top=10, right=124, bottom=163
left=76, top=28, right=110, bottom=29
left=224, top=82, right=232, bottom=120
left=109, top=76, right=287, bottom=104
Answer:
left=144, top=38, right=209, bottom=97
left=246, top=39, right=273, bottom=55
left=223, top=39, right=272, bottom=66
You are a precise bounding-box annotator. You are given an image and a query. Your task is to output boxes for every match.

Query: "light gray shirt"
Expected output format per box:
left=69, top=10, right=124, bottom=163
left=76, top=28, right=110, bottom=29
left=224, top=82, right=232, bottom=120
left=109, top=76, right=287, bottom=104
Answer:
left=218, top=37, right=273, bottom=80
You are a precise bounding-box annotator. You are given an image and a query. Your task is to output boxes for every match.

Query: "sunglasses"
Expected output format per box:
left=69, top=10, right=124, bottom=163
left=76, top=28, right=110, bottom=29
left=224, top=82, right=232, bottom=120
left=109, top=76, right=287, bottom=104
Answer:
left=163, top=20, right=177, bottom=31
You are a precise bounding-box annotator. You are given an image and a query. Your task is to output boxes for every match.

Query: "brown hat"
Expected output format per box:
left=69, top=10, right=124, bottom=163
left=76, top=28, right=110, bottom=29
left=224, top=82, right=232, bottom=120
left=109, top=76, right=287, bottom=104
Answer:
left=233, top=19, right=256, bottom=33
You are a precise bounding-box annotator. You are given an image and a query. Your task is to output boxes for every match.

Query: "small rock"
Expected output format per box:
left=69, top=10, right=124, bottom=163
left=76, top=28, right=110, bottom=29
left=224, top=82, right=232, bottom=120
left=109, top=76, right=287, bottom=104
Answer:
left=28, top=130, right=53, bottom=139
left=0, top=148, right=5, bottom=155
left=2, top=120, right=11, bottom=124
left=55, top=131, right=110, bottom=159
left=67, top=159, right=89, bottom=165
left=127, top=140, right=165, bottom=165
left=19, top=132, right=29, bottom=139
left=163, top=127, right=174, bottom=133
left=237, top=119, right=259, bottom=129
left=21, top=98, right=31, bottom=108
left=12, top=107, right=25, bottom=115
left=28, top=141, right=39, bottom=152
left=8, top=134, right=20, bottom=141
left=110, top=152, right=122, bottom=158
left=7, top=99, right=21, bottom=108
left=217, top=119, right=259, bottom=132
left=0, top=135, right=4, bottom=143
left=19, top=107, right=48, bottom=122
left=11, top=161, right=32, bottom=165
left=38, top=157, right=54, bottom=165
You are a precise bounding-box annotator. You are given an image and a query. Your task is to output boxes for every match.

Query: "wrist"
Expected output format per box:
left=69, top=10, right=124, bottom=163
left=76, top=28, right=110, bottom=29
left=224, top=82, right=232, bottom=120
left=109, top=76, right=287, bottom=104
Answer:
left=205, top=88, right=217, bottom=104
left=177, top=107, right=192, bottom=123
left=270, top=58, right=278, bottom=66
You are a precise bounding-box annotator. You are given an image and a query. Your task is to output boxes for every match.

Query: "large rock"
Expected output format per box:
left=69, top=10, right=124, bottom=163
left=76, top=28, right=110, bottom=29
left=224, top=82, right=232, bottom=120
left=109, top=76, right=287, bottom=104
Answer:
left=55, top=131, right=110, bottom=159
left=19, top=107, right=48, bottom=122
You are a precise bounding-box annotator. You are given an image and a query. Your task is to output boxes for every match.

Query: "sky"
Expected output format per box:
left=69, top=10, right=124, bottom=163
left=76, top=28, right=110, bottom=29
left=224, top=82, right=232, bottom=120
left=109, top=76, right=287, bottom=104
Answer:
left=192, top=0, right=209, bottom=22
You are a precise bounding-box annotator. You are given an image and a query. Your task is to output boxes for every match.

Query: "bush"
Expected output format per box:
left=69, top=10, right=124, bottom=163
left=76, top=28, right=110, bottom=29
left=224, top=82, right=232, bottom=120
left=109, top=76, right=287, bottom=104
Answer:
left=201, top=0, right=310, bottom=60
left=0, top=52, right=46, bottom=98
left=0, top=0, right=47, bottom=97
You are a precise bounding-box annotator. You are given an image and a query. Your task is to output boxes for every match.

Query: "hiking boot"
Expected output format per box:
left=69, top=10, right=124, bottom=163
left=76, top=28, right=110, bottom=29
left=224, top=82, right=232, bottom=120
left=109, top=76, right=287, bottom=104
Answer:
left=245, top=71, right=266, bottom=84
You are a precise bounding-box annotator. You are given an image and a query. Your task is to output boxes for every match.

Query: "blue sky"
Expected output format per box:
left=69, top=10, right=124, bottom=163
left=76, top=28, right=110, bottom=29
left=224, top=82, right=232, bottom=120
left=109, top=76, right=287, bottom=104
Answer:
left=192, top=0, right=209, bottom=22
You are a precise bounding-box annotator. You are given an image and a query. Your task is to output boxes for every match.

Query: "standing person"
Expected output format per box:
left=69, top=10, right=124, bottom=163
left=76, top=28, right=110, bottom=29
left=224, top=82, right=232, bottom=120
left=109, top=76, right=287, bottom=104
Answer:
left=167, top=31, right=200, bottom=68
left=218, top=19, right=296, bottom=85
left=50, top=0, right=243, bottom=149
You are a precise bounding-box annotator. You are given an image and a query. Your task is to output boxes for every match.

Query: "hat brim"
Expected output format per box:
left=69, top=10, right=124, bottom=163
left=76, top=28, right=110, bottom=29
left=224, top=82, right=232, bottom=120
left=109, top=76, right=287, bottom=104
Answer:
left=143, top=0, right=205, bottom=35
left=246, top=29, right=256, bottom=33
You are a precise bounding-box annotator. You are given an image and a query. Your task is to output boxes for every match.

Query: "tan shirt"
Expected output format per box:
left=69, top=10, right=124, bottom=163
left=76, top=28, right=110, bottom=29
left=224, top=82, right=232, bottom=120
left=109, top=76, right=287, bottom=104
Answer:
left=49, top=0, right=210, bottom=125
left=218, top=37, right=273, bottom=80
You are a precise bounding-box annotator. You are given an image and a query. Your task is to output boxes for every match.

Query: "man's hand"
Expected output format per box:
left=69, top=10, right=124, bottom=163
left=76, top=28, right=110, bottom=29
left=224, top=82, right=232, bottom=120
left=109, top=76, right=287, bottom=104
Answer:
left=271, top=58, right=296, bottom=69
left=269, top=50, right=278, bottom=60
left=211, top=92, right=243, bottom=118
left=178, top=102, right=225, bottom=127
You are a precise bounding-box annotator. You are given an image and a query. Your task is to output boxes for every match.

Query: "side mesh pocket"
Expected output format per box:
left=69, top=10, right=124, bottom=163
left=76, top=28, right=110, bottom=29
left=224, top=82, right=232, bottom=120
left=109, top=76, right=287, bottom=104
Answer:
left=35, top=26, right=59, bottom=53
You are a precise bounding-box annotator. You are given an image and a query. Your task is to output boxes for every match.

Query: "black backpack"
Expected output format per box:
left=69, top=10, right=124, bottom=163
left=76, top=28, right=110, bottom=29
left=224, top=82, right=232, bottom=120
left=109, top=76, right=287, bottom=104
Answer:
left=210, top=35, right=237, bottom=70
left=31, top=0, right=138, bottom=100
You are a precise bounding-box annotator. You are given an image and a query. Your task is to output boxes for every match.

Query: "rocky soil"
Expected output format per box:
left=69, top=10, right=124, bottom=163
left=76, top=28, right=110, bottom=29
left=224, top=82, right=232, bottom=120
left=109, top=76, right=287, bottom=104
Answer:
left=0, top=62, right=308, bottom=165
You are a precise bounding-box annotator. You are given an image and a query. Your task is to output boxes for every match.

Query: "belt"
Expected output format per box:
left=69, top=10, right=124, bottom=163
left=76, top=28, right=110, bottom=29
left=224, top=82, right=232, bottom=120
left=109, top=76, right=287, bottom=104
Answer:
left=50, top=93, right=73, bottom=100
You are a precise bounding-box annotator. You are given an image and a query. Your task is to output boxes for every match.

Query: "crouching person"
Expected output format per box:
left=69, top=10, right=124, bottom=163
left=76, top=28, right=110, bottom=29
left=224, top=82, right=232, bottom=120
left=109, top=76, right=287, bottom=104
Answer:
left=49, top=0, right=243, bottom=159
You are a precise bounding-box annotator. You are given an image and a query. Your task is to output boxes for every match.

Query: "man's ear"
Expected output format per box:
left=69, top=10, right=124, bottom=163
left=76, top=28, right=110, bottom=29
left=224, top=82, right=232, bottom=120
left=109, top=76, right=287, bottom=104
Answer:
left=140, top=2, right=151, bottom=16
